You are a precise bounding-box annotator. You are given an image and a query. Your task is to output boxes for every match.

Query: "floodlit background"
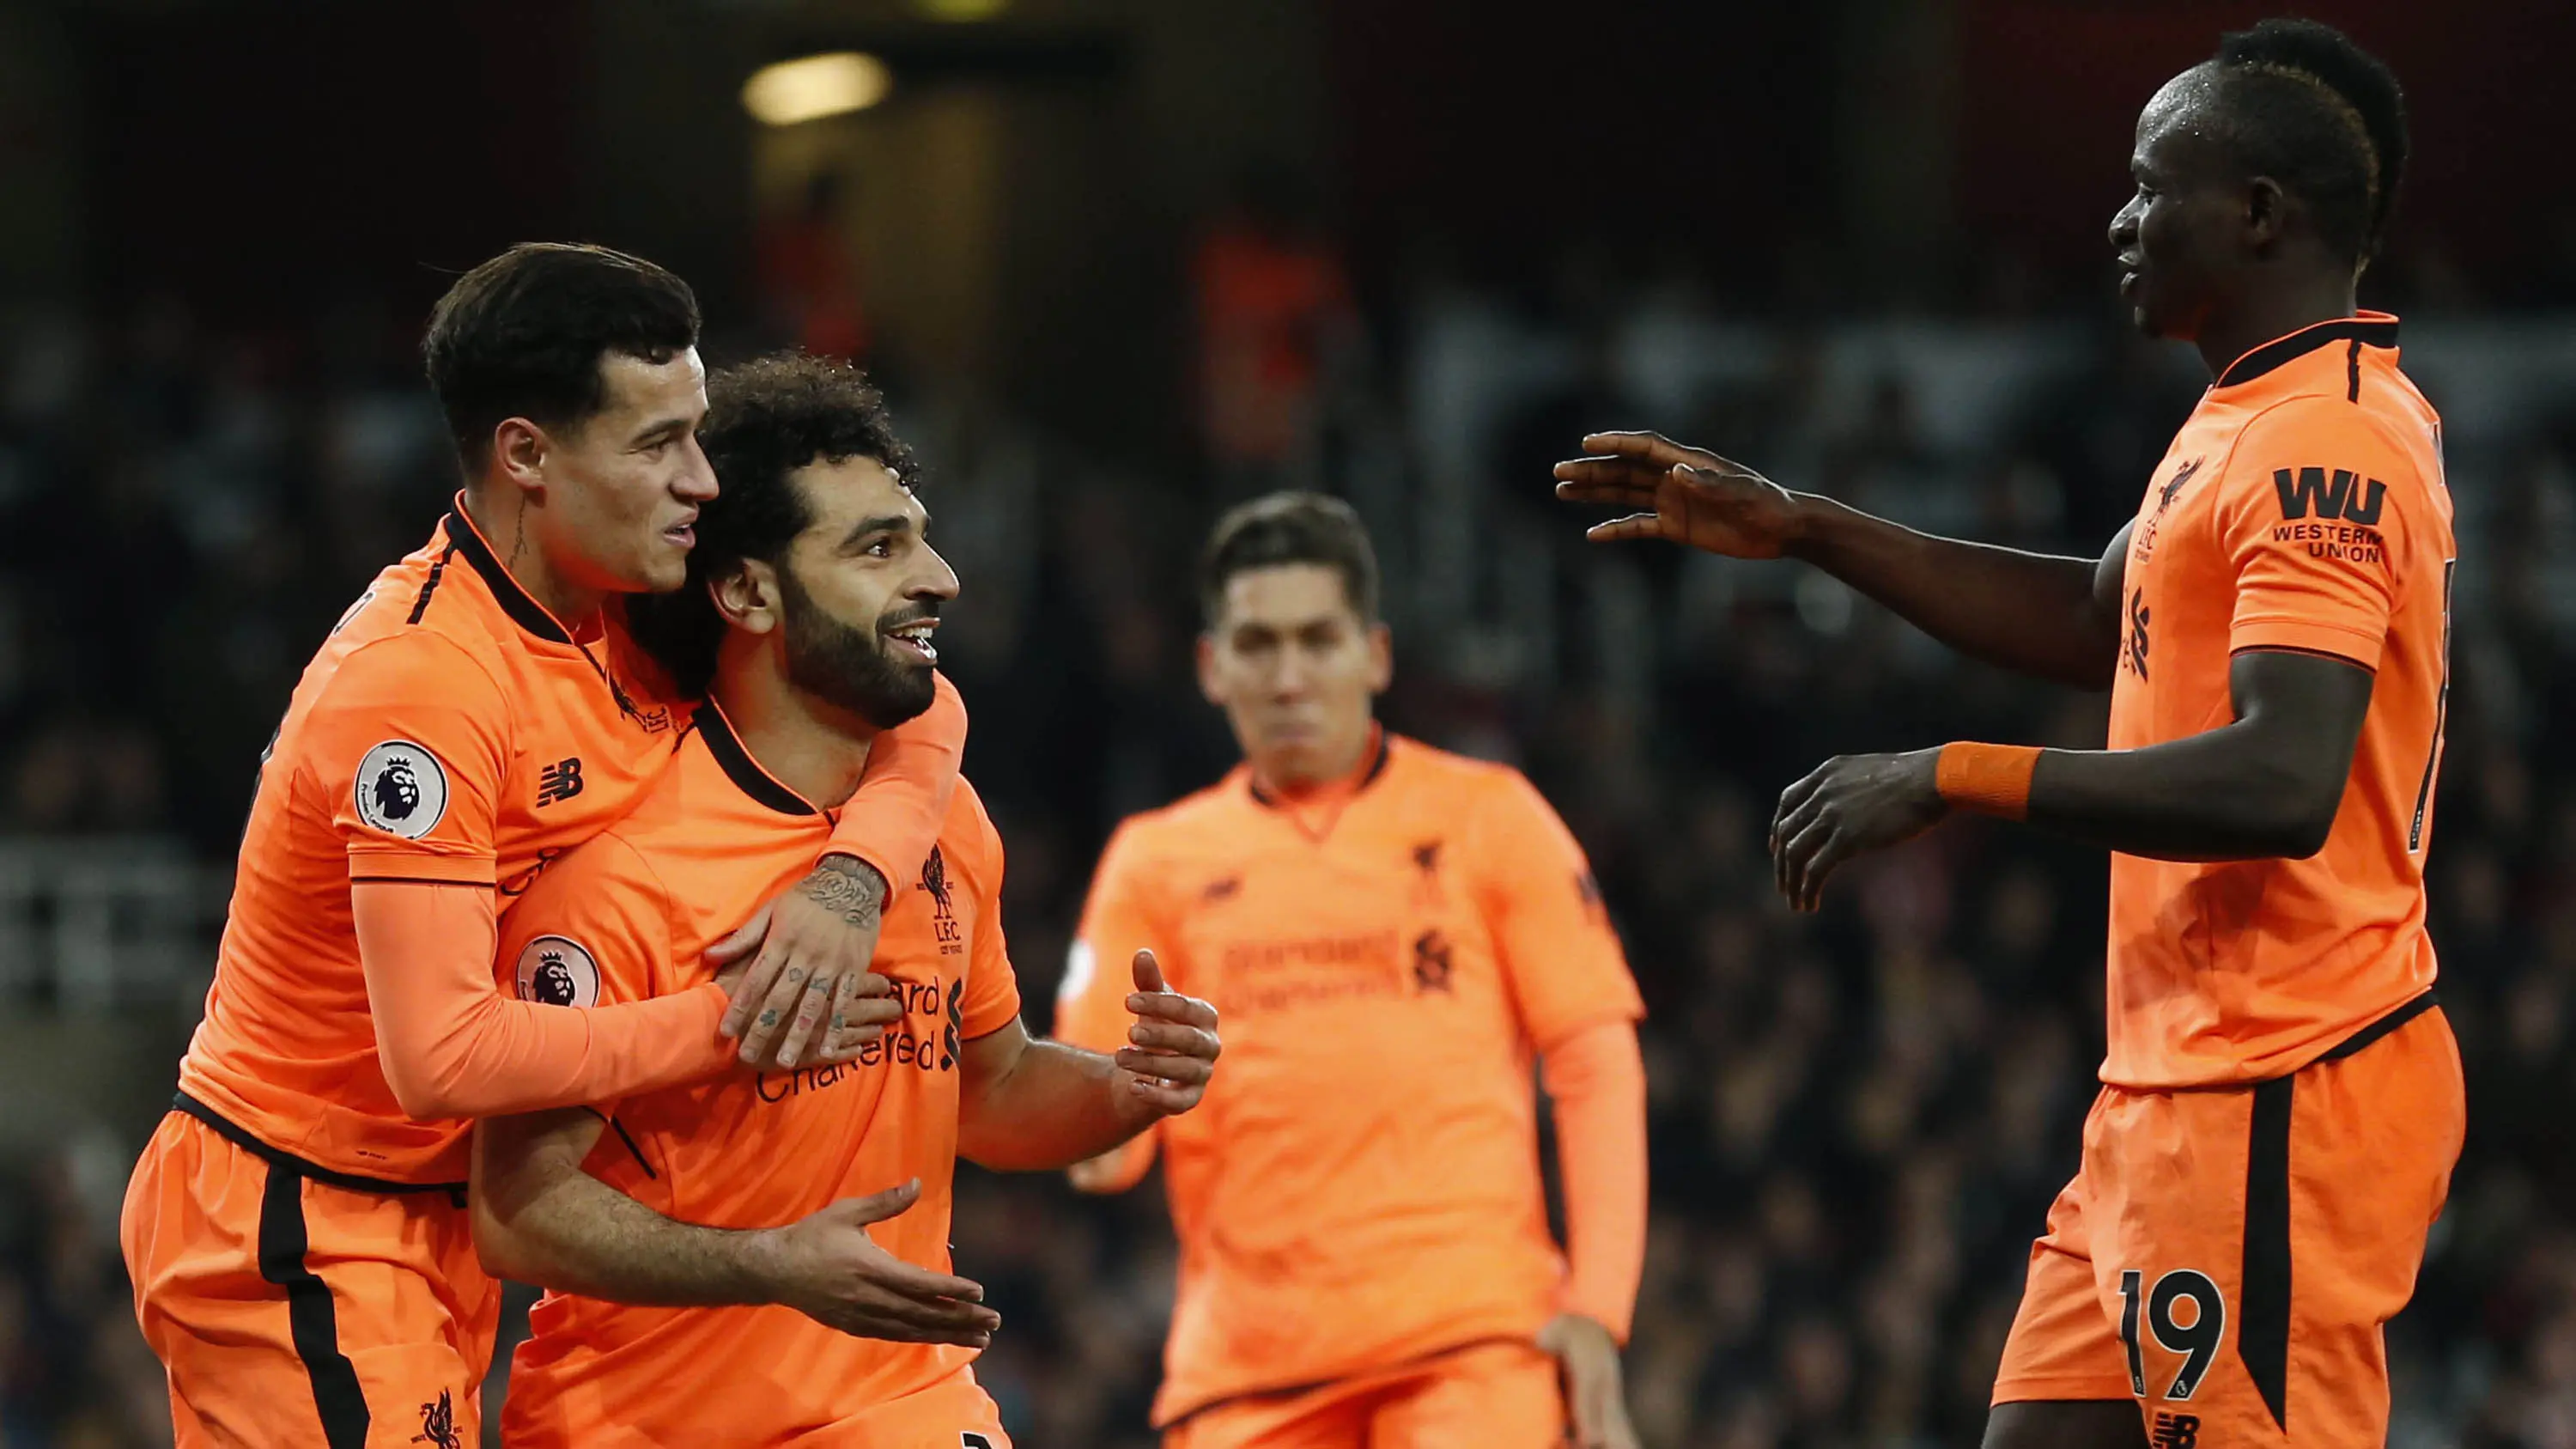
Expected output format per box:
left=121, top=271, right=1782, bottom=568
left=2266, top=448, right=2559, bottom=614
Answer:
left=2, top=2, right=2574, bottom=1445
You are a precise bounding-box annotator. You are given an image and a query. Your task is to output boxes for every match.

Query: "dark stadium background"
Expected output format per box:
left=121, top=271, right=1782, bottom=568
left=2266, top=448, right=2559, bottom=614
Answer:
left=3, top=2, right=2574, bottom=1445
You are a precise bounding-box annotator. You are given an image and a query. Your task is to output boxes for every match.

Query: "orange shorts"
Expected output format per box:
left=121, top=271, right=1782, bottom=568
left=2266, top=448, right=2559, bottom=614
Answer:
left=1163, top=1340, right=1564, bottom=1449
left=501, top=1360, right=1011, bottom=1449
left=1994, top=997, right=2464, bottom=1449
left=121, top=1101, right=499, bottom=1449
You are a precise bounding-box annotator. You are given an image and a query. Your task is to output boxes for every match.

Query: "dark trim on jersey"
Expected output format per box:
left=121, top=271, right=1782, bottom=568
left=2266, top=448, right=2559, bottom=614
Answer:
left=584, top=1106, right=660, bottom=1181
left=173, top=1093, right=470, bottom=1201
left=2347, top=338, right=2363, bottom=402
left=1156, top=1334, right=1530, bottom=1430
left=407, top=543, right=458, bottom=625
left=2319, top=990, right=2438, bottom=1062
left=441, top=506, right=574, bottom=645
left=1247, top=729, right=1393, bottom=810
left=2215, top=316, right=2399, bottom=389
left=692, top=701, right=818, bottom=817
left=349, top=873, right=501, bottom=889
left=2238, top=1076, right=2294, bottom=1432
left=2228, top=643, right=2378, bottom=674
left=257, top=1158, right=373, bottom=1449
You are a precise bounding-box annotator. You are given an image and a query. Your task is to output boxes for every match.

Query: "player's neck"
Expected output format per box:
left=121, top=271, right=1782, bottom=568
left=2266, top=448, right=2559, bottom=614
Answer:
left=709, top=657, right=876, bottom=810
left=2193, top=271, right=2360, bottom=381
left=459, top=485, right=609, bottom=626
left=1252, top=722, right=1382, bottom=803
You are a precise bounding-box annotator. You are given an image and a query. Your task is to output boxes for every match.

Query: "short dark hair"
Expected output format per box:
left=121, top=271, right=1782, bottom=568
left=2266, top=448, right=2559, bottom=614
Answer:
left=2205, top=20, right=2409, bottom=265
left=1198, top=492, right=1381, bottom=630
left=422, top=242, right=701, bottom=473
left=626, top=352, right=916, bottom=697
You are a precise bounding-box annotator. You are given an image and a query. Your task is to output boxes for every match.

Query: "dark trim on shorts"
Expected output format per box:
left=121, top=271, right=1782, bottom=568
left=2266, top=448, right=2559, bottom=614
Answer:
left=256, top=1156, right=373, bottom=1449
left=2346, top=338, right=2364, bottom=402
left=2320, top=991, right=2439, bottom=1062
left=1157, top=1333, right=1532, bottom=1431
left=172, top=1093, right=469, bottom=1205
left=2239, top=1075, right=2294, bottom=1432
left=2227, top=643, right=2377, bottom=674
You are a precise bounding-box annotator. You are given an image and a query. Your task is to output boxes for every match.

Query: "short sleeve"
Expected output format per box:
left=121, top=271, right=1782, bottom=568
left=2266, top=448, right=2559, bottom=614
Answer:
left=493, top=835, right=679, bottom=1014
left=311, top=634, right=509, bottom=886
left=1469, top=770, right=1643, bottom=1050
left=956, top=788, right=1023, bottom=1040
left=1056, top=819, right=1166, bottom=1053
left=2217, top=399, right=2419, bottom=670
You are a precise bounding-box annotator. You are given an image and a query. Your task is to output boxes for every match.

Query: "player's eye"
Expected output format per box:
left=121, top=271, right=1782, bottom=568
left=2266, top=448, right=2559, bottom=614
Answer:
left=864, top=538, right=896, bottom=558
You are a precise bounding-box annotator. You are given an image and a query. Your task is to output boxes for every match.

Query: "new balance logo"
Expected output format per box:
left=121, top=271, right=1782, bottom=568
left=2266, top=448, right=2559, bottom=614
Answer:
left=2148, top=1411, right=2200, bottom=1449
left=2271, top=466, right=2387, bottom=526
left=536, top=757, right=584, bottom=807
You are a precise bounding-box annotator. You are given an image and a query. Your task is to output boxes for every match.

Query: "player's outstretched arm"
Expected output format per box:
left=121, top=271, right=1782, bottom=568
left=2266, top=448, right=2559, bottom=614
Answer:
left=957, top=951, right=1218, bottom=1172
left=1555, top=431, right=2125, bottom=689
left=1770, top=649, right=2374, bottom=908
left=708, top=673, right=970, bottom=1074
left=355, top=882, right=753, bottom=1121
left=468, top=1111, right=999, bottom=1346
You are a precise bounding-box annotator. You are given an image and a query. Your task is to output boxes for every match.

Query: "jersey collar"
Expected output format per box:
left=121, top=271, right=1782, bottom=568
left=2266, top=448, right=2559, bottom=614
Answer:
left=692, top=701, right=821, bottom=818
left=2214, top=311, right=2401, bottom=390
left=443, top=495, right=578, bottom=646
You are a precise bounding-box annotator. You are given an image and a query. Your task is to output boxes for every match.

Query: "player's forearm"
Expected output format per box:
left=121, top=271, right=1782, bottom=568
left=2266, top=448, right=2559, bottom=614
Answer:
left=2015, top=728, right=2343, bottom=860
left=825, top=672, right=966, bottom=893
left=1541, top=1021, right=1648, bottom=1343
left=957, top=1039, right=1155, bottom=1172
left=354, top=882, right=734, bottom=1120
left=1785, top=496, right=2117, bottom=688
left=471, top=1149, right=779, bottom=1306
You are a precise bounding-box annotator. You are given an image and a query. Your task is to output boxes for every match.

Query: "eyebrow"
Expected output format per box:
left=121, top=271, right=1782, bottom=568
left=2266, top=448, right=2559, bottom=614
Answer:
left=840, top=513, right=919, bottom=550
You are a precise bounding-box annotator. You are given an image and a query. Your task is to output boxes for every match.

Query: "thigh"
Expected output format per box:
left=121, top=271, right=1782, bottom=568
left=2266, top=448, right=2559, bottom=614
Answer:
left=829, top=1367, right=1015, bottom=1449
left=1165, top=1380, right=1378, bottom=1449
left=1993, top=1165, right=2136, bottom=1409
left=2085, top=1015, right=2461, bottom=1449
left=123, top=1113, right=496, bottom=1449
left=1370, top=1342, right=1564, bottom=1449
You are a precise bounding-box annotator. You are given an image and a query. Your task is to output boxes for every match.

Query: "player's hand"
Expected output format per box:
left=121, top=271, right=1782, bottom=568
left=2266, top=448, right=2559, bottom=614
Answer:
left=1537, top=1313, right=1640, bottom=1449
left=754, top=1179, right=1001, bottom=1347
left=1552, top=431, right=1804, bottom=557
left=711, top=854, right=902, bottom=1072
left=1115, top=950, right=1220, bottom=1117
left=1770, top=748, right=1947, bottom=912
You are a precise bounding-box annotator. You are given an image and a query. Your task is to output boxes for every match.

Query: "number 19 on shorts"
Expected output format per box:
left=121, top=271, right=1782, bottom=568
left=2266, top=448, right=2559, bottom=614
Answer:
left=2119, top=1268, right=2227, bottom=1400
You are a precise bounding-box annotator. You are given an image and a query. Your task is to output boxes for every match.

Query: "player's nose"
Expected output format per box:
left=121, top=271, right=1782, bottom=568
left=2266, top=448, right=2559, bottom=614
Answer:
left=913, top=542, right=960, bottom=602
left=673, top=432, right=719, bottom=502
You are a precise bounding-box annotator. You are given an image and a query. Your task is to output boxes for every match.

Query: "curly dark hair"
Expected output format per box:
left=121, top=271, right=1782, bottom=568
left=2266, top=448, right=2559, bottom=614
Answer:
left=2204, top=19, right=2409, bottom=265
left=422, top=242, right=700, bottom=474
left=626, top=352, right=917, bottom=697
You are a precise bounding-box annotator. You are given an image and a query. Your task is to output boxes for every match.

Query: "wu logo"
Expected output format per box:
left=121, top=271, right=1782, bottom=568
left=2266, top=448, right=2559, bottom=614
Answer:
left=2270, top=466, right=2387, bottom=525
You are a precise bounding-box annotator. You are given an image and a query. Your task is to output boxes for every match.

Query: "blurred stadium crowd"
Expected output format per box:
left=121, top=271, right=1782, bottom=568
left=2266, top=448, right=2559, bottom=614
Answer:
left=4, top=228, right=2576, bottom=1449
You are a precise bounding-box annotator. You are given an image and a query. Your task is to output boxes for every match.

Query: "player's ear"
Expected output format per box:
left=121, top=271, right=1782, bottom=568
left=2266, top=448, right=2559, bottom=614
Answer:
left=491, top=417, right=547, bottom=498
left=1195, top=631, right=1224, bottom=707
left=2243, top=174, right=2287, bottom=252
left=713, top=559, right=782, bottom=636
left=1364, top=620, right=1394, bottom=695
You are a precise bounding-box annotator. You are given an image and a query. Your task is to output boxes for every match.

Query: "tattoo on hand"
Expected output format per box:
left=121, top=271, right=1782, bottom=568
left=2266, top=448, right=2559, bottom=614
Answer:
left=800, top=855, right=886, bottom=931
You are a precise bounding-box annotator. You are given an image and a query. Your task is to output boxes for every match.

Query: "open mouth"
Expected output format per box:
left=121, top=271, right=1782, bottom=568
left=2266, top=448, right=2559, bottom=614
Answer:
left=885, top=618, right=939, bottom=666
left=663, top=519, right=696, bottom=548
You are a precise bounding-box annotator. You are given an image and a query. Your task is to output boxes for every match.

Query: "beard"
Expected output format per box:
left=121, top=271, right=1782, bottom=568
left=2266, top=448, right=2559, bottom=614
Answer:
left=778, top=567, right=939, bottom=731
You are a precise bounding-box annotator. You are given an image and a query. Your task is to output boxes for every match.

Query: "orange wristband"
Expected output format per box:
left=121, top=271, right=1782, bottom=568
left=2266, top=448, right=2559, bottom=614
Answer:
left=1935, top=742, right=2043, bottom=821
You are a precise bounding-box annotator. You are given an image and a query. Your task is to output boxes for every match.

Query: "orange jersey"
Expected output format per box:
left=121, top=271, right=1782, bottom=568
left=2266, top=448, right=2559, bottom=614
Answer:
left=2105, top=314, right=2454, bottom=1087
left=497, top=704, right=1021, bottom=1448
left=1056, top=734, right=1641, bottom=1424
left=176, top=501, right=957, bottom=1185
